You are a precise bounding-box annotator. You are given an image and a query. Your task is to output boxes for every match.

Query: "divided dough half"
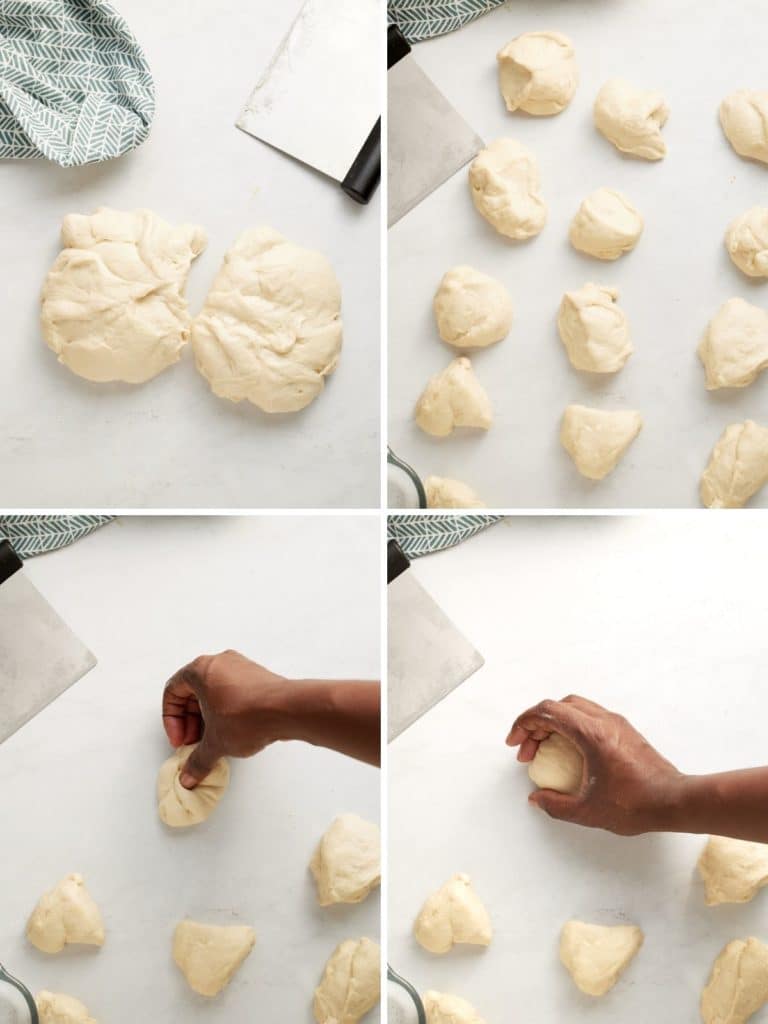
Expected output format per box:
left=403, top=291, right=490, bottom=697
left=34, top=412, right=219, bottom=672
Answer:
left=310, top=813, right=381, bottom=907
left=698, top=836, right=768, bottom=906
left=560, top=920, right=644, bottom=996
left=173, top=920, right=256, bottom=997
left=560, top=405, right=642, bottom=480
left=27, top=873, right=105, bottom=954
left=415, top=357, right=493, bottom=437
left=414, top=873, right=492, bottom=954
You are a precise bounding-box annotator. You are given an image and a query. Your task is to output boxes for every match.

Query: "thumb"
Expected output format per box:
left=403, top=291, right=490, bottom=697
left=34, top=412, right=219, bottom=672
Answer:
left=528, top=789, right=582, bottom=824
left=180, top=738, right=220, bottom=789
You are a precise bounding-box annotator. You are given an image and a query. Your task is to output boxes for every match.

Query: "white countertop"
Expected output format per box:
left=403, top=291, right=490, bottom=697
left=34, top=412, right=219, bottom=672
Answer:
left=0, top=0, right=380, bottom=509
left=0, top=516, right=380, bottom=1022
left=388, top=0, right=768, bottom=508
left=389, top=514, right=768, bottom=1021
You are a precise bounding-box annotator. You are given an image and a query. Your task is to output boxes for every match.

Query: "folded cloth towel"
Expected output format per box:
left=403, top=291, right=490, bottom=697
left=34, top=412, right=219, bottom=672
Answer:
left=388, top=514, right=501, bottom=558
left=0, top=0, right=155, bottom=166
left=0, top=515, right=114, bottom=557
left=388, top=0, right=507, bottom=42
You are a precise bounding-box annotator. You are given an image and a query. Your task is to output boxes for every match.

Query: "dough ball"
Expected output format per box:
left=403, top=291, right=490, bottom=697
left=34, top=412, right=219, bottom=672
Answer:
left=726, top=207, right=768, bottom=278
left=173, top=920, right=255, bottom=997
left=560, top=921, right=644, bottom=996
left=594, top=79, right=669, bottom=160
left=433, top=265, right=513, bottom=349
left=700, top=420, right=768, bottom=509
left=36, top=991, right=97, bottom=1024
left=157, top=743, right=230, bottom=828
left=41, top=208, right=205, bottom=384
left=415, top=357, right=493, bottom=437
left=424, top=991, right=488, bottom=1024
left=192, top=227, right=342, bottom=413
left=698, top=298, right=768, bottom=390
left=313, top=937, right=380, bottom=1024
left=497, top=31, right=578, bottom=116
left=426, top=476, right=486, bottom=509
left=558, top=283, right=633, bottom=373
left=310, top=813, right=381, bottom=907
left=560, top=404, right=642, bottom=481
left=414, top=873, right=492, bottom=954
left=701, top=938, right=768, bottom=1024
left=469, top=138, right=547, bottom=241
left=570, top=188, right=643, bottom=261
left=721, top=91, right=768, bottom=164
left=528, top=733, right=583, bottom=794
left=26, top=873, right=105, bottom=954
left=699, top=836, right=768, bottom=906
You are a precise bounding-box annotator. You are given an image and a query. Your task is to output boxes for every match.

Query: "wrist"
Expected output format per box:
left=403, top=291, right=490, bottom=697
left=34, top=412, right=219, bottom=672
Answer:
left=652, top=772, right=703, bottom=834
left=271, top=678, right=332, bottom=745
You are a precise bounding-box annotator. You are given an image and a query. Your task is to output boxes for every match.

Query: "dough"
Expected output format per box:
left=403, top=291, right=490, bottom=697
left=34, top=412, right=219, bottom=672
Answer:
left=469, top=138, right=547, bottom=240
left=157, top=743, right=230, bottom=828
left=721, top=91, right=768, bottom=164
left=700, top=420, right=768, bottom=509
left=41, top=208, right=205, bottom=383
left=560, top=405, right=642, bottom=481
left=414, top=873, right=492, bottom=954
left=433, top=265, right=513, bottom=349
left=36, top=991, right=97, bottom=1024
left=313, top=937, right=380, bottom=1024
left=558, top=283, right=633, bottom=373
left=701, top=938, right=768, bottom=1024
left=426, top=476, right=485, bottom=509
left=173, top=920, right=256, bottom=997
left=26, top=874, right=105, bottom=954
left=497, top=31, right=578, bottom=116
left=698, top=298, right=768, bottom=389
left=726, top=208, right=768, bottom=278
left=415, top=357, right=492, bottom=437
left=192, top=227, right=342, bottom=412
left=570, top=189, right=643, bottom=260
left=594, top=79, right=669, bottom=160
left=698, top=836, right=768, bottom=906
left=560, top=921, right=644, bottom=996
left=528, top=733, right=583, bottom=794
left=424, top=991, right=487, bottom=1024
left=310, top=813, right=381, bottom=907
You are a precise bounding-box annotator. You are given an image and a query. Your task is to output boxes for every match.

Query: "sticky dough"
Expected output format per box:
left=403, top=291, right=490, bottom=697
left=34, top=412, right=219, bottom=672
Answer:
left=313, top=937, right=381, bottom=1024
left=157, top=744, right=230, bottom=828
left=560, top=921, right=644, bottom=996
left=310, top=813, right=381, bottom=907
left=700, top=420, right=768, bottom=508
left=469, top=138, right=547, bottom=240
left=558, top=283, right=633, bottom=373
left=426, top=476, right=485, bottom=509
left=570, top=189, right=643, bottom=260
left=415, top=357, right=492, bottom=437
left=414, top=873, right=492, bottom=954
left=698, top=298, right=768, bottom=390
left=497, top=31, right=578, bottom=116
left=720, top=91, right=768, bottom=164
left=560, top=405, right=642, bottom=480
left=26, top=874, right=105, bottom=954
left=173, top=920, right=255, bottom=997
left=701, top=938, right=768, bottom=1024
left=594, top=79, right=669, bottom=160
left=528, top=733, right=583, bottom=794
left=433, top=265, right=513, bottom=349
left=36, top=992, right=98, bottom=1024
left=698, top=836, right=768, bottom=906
left=726, top=207, right=768, bottom=277
left=424, top=991, right=488, bottom=1024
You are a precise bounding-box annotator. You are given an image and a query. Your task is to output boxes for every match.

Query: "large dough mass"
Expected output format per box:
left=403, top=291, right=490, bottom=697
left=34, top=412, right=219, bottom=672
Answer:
left=560, top=405, right=642, bottom=480
left=701, top=938, right=768, bottom=1024
left=558, top=283, right=633, bottom=373
left=469, top=138, right=547, bottom=240
left=497, top=31, right=578, bottom=116
left=699, top=836, right=768, bottom=906
left=528, top=733, right=583, bottom=794
left=415, top=357, right=492, bottom=437
left=157, top=743, right=230, bottom=828
left=433, top=265, right=513, bottom=349
left=313, top=937, right=380, bottom=1024
left=570, top=188, right=643, bottom=260
left=27, top=873, right=105, bottom=954
left=720, top=91, right=768, bottom=164
left=424, top=991, right=488, bottom=1024
left=173, top=920, right=256, bottom=997
left=698, top=298, right=768, bottom=390
left=414, top=873, right=492, bottom=954
left=700, top=421, right=768, bottom=508
left=36, top=991, right=97, bottom=1024
left=594, top=79, right=669, bottom=160
left=310, top=813, right=381, bottom=906
left=560, top=920, right=644, bottom=996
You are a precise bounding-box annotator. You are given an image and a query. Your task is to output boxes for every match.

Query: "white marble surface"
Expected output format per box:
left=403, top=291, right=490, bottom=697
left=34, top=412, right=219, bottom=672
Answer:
left=0, top=0, right=380, bottom=509
left=388, top=0, right=768, bottom=508
left=0, top=516, right=380, bottom=1021
left=389, top=514, right=768, bottom=1021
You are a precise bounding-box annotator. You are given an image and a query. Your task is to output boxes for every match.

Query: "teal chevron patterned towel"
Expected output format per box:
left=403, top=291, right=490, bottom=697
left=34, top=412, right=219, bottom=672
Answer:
left=0, top=0, right=155, bottom=166
left=389, top=0, right=507, bottom=42
left=0, top=515, right=114, bottom=557
left=389, top=514, right=502, bottom=558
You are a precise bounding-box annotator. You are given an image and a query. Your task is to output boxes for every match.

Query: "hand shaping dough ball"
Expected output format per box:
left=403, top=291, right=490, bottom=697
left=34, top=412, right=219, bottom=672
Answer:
left=528, top=733, right=584, bottom=794
left=698, top=298, right=768, bottom=390
left=313, top=937, right=380, bottom=1024
left=433, top=266, right=513, bottom=349
left=173, top=920, right=255, bottom=997
left=426, top=476, right=485, bottom=509
left=560, top=921, right=644, bottom=996
left=310, top=813, right=381, bottom=907
left=721, top=91, right=768, bottom=164
left=560, top=405, right=642, bottom=481
left=469, top=138, right=547, bottom=240
left=701, top=938, right=768, bottom=1024
left=726, top=208, right=768, bottom=278
left=699, top=836, right=768, bottom=906
left=424, top=991, right=488, bottom=1024
left=558, top=283, right=633, bottom=373
left=570, top=189, right=643, bottom=261
left=26, top=873, right=105, bottom=954
left=157, top=743, right=230, bottom=828
left=36, top=991, right=97, bottom=1024
left=41, top=208, right=205, bottom=383
left=415, top=357, right=493, bottom=437
left=192, top=227, right=342, bottom=413
left=594, top=79, right=669, bottom=160
left=414, top=873, right=492, bottom=954
left=497, top=31, right=578, bottom=116
left=700, top=420, right=768, bottom=508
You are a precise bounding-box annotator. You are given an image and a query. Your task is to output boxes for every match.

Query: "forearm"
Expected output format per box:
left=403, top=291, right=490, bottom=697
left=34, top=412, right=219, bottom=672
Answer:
left=661, top=768, right=768, bottom=842
left=279, top=679, right=381, bottom=767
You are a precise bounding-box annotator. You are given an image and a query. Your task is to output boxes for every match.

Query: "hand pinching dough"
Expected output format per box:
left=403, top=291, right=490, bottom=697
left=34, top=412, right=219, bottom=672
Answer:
left=698, top=836, right=768, bottom=906
left=27, top=874, right=105, bottom=954
left=700, top=421, right=768, bottom=508
left=701, top=938, right=768, bottom=1024
left=560, top=921, right=644, bottom=996
left=726, top=208, right=768, bottom=278
left=558, top=283, right=633, bottom=373
left=313, top=937, right=380, bottom=1024
left=528, top=733, right=583, bottom=794
left=157, top=744, right=230, bottom=828
left=37, top=992, right=97, bottom=1024
left=424, top=991, right=488, bottom=1024
left=192, top=227, right=342, bottom=412
left=720, top=91, right=768, bottom=164
left=415, top=357, right=493, bottom=437
left=497, top=31, right=578, bottom=116
left=570, top=189, right=643, bottom=260
left=469, top=139, right=547, bottom=240
left=426, top=476, right=485, bottom=509
left=594, top=79, right=669, bottom=160
left=310, top=813, right=381, bottom=907
left=434, top=266, right=513, bottom=349
left=173, top=920, right=255, bottom=997
left=698, top=298, right=768, bottom=389
left=414, top=873, right=492, bottom=954
left=560, top=405, right=642, bottom=481
left=41, top=208, right=206, bottom=383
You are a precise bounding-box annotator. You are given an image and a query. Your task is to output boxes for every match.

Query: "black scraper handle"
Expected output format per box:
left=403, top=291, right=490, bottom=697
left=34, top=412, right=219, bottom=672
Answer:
left=0, top=540, right=22, bottom=586
left=341, top=118, right=381, bottom=204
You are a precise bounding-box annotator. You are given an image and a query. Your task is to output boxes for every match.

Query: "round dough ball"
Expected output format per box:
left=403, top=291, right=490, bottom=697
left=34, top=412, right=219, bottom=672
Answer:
left=560, top=921, right=644, bottom=997
left=528, top=733, right=584, bottom=793
left=558, top=283, right=633, bottom=373
left=313, top=938, right=380, bottom=1024
left=192, top=227, right=342, bottom=413
left=424, top=991, right=488, bottom=1024
left=173, top=920, right=255, bottom=997
left=698, top=835, right=768, bottom=906
left=433, top=266, right=513, bottom=349
left=700, top=420, right=768, bottom=509
left=569, top=188, right=644, bottom=260
left=497, top=31, right=578, bottom=116
left=309, top=813, right=381, bottom=906
left=560, top=404, right=643, bottom=481
left=469, top=138, right=547, bottom=240
left=594, top=79, right=669, bottom=160
left=157, top=743, right=230, bottom=828
left=721, top=90, right=768, bottom=164
left=37, top=991, right=97, bottom=1024
left=425, top=476, right=485, bottom=509
left=698, top=297, right=768, bottom=390
left=726, top=207, right=768, bottom=277
left=27, top=873, right=105, bottom=954
left=415, top=357, right=493, bottom=437
left=413, top=873, right=492, bottom=954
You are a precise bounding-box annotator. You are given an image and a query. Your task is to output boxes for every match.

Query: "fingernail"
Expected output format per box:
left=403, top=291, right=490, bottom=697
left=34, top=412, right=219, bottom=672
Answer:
left=180, top=772, right=196, bottom=789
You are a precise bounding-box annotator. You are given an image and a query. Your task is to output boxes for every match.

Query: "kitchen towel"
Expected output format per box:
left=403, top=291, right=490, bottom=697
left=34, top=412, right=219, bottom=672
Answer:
left=388, top=514, right=502, bottom=558
left=0, top=515, right=114, bottom=557
left=388, top=0, right=507, bottom=42
left=0, top=0, right=155, bottom=165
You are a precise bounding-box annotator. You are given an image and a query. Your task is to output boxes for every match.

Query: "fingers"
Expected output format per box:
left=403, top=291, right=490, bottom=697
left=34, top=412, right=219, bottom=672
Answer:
left=509, top=699, right=589, bottom=748
left=528, top=788, right=584, bottom=824
left=180, top=737, right=221, bottom=789
left=162, top=656, right=212, bottom=747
